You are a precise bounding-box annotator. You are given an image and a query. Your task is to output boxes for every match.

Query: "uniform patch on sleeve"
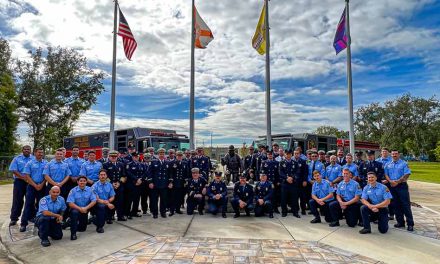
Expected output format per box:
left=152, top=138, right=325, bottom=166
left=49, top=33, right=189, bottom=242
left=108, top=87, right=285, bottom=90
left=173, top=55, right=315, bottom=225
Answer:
left=40, top=198, right=47, bottom=205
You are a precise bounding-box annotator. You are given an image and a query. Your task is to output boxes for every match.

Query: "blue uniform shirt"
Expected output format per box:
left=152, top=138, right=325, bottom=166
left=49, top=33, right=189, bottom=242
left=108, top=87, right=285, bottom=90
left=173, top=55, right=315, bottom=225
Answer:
left=80, top=160, right=102, bottom=182
left=324, top=164, right=342, bottom=182
left=312, top=180, right=334, bottom=201
left=65, top=157, right=84, bottom=178
left=361, top=183, right=392, bottom=205
left=255, top=180, right=273, bottom=201
left=308, top=160, right=325, bottom=181
left=67, top=186, right=97, bottom=207
left=92, top=181, right=115, bottom=200
left=384, top=159, right=411, bottom=181
left=43, top=160, right=71, bottom=183
left=207, top=180, right=228, bottom=199
left=342, top=163, right=359, bottom=177
left=37, top=195, right=67, bottom=218
left=336, top=179, right=362, bottom=201
left=23, top=159, right=48, bottom=184
left=376, top=156, right=392, bottom=168
left=9, top=154, right=34, bottom=177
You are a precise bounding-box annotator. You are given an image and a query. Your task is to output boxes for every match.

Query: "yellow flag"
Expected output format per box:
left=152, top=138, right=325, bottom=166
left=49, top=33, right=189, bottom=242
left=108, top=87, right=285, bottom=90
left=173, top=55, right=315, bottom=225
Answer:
left=252, top=3, right=266, bottom=55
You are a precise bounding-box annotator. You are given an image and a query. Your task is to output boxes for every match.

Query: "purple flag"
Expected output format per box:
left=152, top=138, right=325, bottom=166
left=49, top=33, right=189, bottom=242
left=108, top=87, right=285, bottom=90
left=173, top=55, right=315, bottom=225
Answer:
left=333, top=7, right=347, bottom=55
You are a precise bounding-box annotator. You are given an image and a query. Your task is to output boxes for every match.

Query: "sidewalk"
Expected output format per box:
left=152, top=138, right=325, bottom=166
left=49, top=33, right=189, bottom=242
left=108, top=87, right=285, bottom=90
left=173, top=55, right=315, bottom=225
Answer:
left=0, top=181, right=439, bottom=264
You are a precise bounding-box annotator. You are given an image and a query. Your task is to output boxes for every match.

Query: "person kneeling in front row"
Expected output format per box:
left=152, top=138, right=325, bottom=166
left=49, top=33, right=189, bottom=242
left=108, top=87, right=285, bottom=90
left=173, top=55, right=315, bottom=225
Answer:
left=359, top=172, right=392, bottom=234
left=309, top=170, right=334, bottom=223
left=67, top=176, right=97, bottom=240
left=328, top=168, right=362, bottom=227
left=254, top=172, right=274, bottom=218
left=231, top=174, right=254, bottom=218
left=35, top=186, right=66, bottom=247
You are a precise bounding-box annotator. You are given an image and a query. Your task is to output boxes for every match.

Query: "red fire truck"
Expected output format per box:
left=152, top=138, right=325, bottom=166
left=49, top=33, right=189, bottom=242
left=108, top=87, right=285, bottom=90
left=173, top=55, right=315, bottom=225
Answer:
left=63, top=127, right=190, bottom=159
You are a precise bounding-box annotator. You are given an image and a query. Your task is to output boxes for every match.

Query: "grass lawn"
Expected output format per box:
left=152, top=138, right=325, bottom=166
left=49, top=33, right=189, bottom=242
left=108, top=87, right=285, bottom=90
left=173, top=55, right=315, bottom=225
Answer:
left=0, top=179, right=13, bottom=185
left=408, top=161, right=440, bottom=184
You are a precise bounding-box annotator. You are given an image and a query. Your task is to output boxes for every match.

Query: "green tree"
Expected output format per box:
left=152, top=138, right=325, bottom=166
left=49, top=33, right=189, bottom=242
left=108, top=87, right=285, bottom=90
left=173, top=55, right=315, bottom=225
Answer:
left=433, top=141, right=440, bottom=161
left=15, top=46, right=105, bottom=151
left=354, top=94, right=440, bottom=158
left=314, top=125, right=349, bottom=138
left=0, top=38, right=19, bottom=155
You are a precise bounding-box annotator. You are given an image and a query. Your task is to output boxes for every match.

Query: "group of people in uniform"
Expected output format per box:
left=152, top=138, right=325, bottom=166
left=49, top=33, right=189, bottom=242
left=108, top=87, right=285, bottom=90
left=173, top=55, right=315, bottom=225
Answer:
left=8, top=143, right=414, bottom=247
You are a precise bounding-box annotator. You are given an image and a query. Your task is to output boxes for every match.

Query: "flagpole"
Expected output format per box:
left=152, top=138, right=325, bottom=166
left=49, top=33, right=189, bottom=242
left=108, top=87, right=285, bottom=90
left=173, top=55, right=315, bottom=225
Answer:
left=345, top=0, right=355, bottom=154
left=109, top=0, right=118, bottom=151
left=265, top=0, right=272, bottom=148
left=190, top=0, right=196, bottom=150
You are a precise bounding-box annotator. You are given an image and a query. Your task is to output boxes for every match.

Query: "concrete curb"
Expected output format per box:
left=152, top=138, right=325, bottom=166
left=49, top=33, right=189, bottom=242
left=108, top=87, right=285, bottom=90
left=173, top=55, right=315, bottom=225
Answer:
left=0, top=221, right=24, bottom=264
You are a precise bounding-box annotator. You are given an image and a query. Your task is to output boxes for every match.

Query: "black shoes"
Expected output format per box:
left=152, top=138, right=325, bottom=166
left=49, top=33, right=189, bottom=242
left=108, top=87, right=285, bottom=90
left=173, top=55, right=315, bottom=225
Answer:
left=41, top=240, right=51, bottom=247
left=281, top=213, right=287, bottom=217
left=117, top=216, right=127, bottom=221
left=407, top=226, right=414, bottom=232
left=19, top=226, right=26, bottom=232
left=9, top=220, right=17, bottom=226
left=175, top=210, right=183, bottom=214
left=245, top=211, right=251, bottom=217
left=153, top=215, right=158, bottom=219
left=273, top=208, right=280, bottom=214
left=127, top=216, right=133, bottom=220
left=106, top=220, right=113, bottom=224
left=71, top=234, right=77, bottom=240
left=198, top=211, right=204, bottom=215
left=394, top=223, right=405, bottom=228
left=96, top=227, right=104, bottom=233
left=269, top=213, right=274, bottom=218
left=310, top=218, right=321, bottom=224
left=169, top=212, right=174, bottom=217
left=293, top=213, right=301, bottom=218
left=389, top=215, right=395, bottom=220
left=301, top=210, right=306, bottom=215
left=329, top=221, right=340, bottom=227
left=161, top=214, right=167, bottom=218
left=222, top=213, right=227, bottom=218
left=233, top=213, right=240, bottom=218
left=359, top=228, right=371, bottom=234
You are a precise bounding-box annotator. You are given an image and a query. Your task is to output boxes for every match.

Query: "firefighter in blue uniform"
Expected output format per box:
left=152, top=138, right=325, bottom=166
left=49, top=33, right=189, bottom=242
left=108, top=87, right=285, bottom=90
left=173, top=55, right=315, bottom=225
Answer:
left=309, top=170, right=334, bottom=224
left=35, top=186, right=66, bottom=247
left=193, top=147, right=210, bottom=180
left=140, top=153, right=152, bottom=215
left=79, top=150, right=102, bottom=185
left=324, top=155, right=343, bottom=187
left=306, top=151, right=325, bottom=213
left=260, top=150, right=280, bottom=213
left=254, top=172, right=274, bottom=218
left=255, top=145, right=267, bottom=181
left=9, top=145, right=33, bottom=226
left=169, top=151, right=189, bottom=216
left=67, top=176, right=97, bottom=240
left=207, top=172, right=228, bottom=218
left=359, top=150, right=384, bottom=188
left=186, top=168, right=207, bottom=215
left=231, top=174, right=254, bottom=218
left=20, top=148, right=47, bottom=232
left=102, top=150, right=127, bottom=221
left=43, top=148, right=71, bottom=201
left=65, top=146, right=84, bottom=193
left=125, top=152, right=145, bottom=218
left=359, top=172, right=392, bottom=234
left=384, top=150, right=414, bottom=232
left=91, top=169, right=115, bottom=233
left=342, top=153, right=359, bottom=182
left=279, top=150, right=300, bottom=218
left=376, top=147, right=394, bottom=219
left=328, top=168, right=362, bottom=227
left=148, top=148, right=172, bottom=218
left=243, top=146, right=257, bottom=182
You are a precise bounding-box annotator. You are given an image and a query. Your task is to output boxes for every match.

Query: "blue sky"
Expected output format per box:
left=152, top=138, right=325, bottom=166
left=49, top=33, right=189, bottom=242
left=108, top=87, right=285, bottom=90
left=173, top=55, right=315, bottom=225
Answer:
left=1, top=0, right=439, bottom=147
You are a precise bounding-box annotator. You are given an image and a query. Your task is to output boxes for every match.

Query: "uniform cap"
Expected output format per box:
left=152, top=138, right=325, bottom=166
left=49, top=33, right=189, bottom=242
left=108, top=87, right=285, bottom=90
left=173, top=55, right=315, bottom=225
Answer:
left=176, top=151, right=183, bottom=156
left=157, top=148, right=166, bottom=153
left=191, top=167, right=200, bottom=173
left=132, top=151, right=139, bottom=156
left=144, top=153, right=152, bottom=158
left=168, top=149, right=175, bottom=153
left=147, top=147, right=155, bottom=151
left=318, top=150, right=325, bottom=155
left=228, top=145, right=235, bottom=150
left=239, top=173, right=246, bottom=178
left=266, top=150, right=273, bottom=155
left=356, top=151, right=363, bottom=156
left=367, top=150, right=375, bottom=156
left=272, top=143, right=279, bottom=147
left=214, top=171, right=222, bottom=177
left=118, top=147, right=128, bottom=154
left=109, top=150, right=118, bottom=156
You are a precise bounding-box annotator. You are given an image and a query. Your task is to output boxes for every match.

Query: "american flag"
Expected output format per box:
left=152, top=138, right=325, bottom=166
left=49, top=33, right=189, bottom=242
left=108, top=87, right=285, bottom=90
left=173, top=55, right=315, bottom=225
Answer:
left=118, top=8, right=137, bottom=60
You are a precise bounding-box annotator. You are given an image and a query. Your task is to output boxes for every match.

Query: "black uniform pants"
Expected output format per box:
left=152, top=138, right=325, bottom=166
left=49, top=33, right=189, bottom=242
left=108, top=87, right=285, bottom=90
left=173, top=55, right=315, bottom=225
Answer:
left=21, top=185, right=46, bottom=226
left=329, top=201, right=361, bottom=227
left=70, top=209, right=88, bottom=234
left=91, top=203, right=109, bottom=228
left=127, top=183, right=143, bottom=216
left=231, top=198, right=254, bottom=215
left=361, top=205, right=389, bottom=233
left=300, top=183, right=312, bottom=212
left=281, top=183, right=300, bottom=214
left=186, top=195, right=204, bottom=214
left=36, top=216, right=63, bottom=241
left=309, top=199, right=332, bottom=222
left=255, top=200, right=273, bottom=217
left=390, top=183, right=414, bottom=227
left=112, top=184, right=125, bottom=219
left=140, top=182, right=149, bottom=213
left=10, top=178, right=28, bottom=221
left=208, top=197, right=228, bottom=214
left=150, top=188, right=168, bottom=216
left=170, top=187, right=185, bottom=213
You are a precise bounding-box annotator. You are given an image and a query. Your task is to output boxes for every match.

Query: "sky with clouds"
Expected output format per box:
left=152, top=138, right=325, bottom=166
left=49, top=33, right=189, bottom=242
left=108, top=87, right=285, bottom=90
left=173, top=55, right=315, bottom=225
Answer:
left=2, top=0, right=439, bottom=147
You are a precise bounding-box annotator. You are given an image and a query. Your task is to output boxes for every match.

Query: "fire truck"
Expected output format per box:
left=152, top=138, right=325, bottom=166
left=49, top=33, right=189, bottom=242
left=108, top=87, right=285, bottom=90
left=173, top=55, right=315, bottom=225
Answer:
left=253, top=133, right=380, bottom=155
left=63, top=127, right=190, bottom=159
